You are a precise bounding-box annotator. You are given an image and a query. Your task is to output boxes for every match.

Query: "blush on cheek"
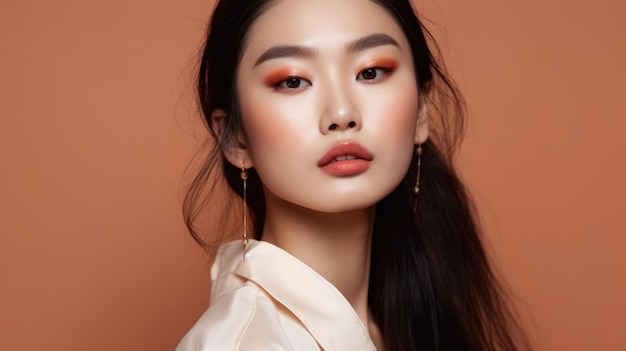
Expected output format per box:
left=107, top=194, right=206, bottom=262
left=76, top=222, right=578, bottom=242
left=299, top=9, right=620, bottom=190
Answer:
left=387, top=88, right=420, bottom=131
left=239, top=98, right=294, bottom=153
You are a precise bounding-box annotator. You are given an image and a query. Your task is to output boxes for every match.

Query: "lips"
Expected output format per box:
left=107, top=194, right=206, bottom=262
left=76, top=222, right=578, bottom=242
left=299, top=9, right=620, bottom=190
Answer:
left=318, top=141, right=373, bottom=176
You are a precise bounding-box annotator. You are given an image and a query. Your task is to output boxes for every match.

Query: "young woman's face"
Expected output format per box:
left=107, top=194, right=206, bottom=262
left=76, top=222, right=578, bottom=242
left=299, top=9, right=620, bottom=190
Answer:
left=234, top=0, right=425, bottom=213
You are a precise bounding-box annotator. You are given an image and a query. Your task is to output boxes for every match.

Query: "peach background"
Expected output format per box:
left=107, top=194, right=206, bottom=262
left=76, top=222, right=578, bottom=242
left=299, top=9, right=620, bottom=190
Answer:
left=1, top=0, right=624, bottom=350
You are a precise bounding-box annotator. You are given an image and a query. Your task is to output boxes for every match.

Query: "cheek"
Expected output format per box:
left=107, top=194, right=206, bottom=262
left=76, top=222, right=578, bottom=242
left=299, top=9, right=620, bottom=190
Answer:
left=366, top=79, right=419, bottom=186
left=237, top=90, right=313, bottom=166
left=390, top=90, right=419, bottom=131
left=368, top=80, right=419, bottom=142
left=239, top=88, right=284, bottom=149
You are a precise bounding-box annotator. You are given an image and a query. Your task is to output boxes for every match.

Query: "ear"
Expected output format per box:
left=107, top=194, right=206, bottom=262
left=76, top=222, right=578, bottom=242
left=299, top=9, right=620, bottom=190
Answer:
left=415, top=103, right=429, bottom=144
left=212, top=109, right=254, bottom=169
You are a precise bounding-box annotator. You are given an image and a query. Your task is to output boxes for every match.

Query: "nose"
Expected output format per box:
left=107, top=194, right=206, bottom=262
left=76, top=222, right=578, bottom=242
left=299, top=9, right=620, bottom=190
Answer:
left=319, top=85, right=361, bottom=134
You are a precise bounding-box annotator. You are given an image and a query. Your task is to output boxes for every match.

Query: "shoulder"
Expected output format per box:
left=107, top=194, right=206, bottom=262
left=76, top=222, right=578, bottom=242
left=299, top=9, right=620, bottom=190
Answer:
left=175, top=284, right=296, bottom=351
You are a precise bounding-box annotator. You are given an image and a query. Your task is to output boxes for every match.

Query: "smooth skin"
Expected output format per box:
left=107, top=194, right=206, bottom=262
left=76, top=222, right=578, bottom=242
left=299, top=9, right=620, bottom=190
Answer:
left=222, top=0, right=429, bottom=348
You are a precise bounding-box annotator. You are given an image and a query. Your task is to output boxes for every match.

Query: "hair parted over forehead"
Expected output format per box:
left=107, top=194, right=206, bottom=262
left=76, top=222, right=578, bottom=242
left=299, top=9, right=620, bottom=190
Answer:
left=184, top=0, right=533, bottom=350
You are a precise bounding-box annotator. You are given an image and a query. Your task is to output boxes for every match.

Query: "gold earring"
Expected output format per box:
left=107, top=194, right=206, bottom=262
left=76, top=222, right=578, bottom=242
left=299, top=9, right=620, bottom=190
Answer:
left=413, top=143, right=423, bottom=211
left=240, top=164, right=248, bottom=260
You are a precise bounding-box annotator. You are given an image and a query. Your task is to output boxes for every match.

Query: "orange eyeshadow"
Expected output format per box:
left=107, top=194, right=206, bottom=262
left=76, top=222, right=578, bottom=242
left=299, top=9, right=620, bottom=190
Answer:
left=264, top=69, right=301, bottom=85
left=364, top=57, right=398, bottom=70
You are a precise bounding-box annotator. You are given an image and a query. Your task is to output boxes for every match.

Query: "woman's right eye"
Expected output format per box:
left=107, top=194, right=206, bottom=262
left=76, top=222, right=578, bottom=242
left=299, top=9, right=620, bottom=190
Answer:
left=275, top=77, right=311, bottom=91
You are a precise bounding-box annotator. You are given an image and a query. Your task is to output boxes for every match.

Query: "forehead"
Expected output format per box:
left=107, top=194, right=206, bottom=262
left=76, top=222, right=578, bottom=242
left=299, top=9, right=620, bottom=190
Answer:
left=242, top=0, right=409, bottom=58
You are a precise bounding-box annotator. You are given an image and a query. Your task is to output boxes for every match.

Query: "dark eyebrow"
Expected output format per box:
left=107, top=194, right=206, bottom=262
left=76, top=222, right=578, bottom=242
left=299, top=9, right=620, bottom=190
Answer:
left=253, top=33, right=399, bottom=67
left=254, top=46, right=317, bottom=67
left=346, top=33, right=399, bottom=53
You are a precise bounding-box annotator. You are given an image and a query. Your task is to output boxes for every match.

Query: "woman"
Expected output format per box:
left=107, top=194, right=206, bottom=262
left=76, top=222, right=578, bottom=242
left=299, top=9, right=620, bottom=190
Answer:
left=178, top=0, right=531, bottom=350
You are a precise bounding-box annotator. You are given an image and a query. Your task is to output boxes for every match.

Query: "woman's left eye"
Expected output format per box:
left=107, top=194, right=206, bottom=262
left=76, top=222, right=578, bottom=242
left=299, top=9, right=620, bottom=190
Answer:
left=357, top=67, right=389, bottom=81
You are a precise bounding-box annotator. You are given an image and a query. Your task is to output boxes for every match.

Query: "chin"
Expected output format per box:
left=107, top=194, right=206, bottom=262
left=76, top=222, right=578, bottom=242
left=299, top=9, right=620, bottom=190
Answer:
left=301, top=191, right=392, bottom=214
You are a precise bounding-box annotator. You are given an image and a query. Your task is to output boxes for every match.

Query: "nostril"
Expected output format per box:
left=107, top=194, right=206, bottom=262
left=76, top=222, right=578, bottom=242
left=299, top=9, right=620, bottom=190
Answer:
left=329, top=124, right=338, bottom=131
left=348, top=121, right=356, bottom=128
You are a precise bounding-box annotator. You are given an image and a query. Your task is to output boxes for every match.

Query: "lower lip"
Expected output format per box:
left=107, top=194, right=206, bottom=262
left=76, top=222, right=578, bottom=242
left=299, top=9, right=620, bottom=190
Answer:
left=320, top=159, right=370, bottom=176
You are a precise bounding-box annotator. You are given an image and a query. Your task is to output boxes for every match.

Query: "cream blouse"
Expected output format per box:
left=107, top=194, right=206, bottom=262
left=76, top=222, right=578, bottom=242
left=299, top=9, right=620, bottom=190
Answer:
left=175, top=239, right=377, bottom=350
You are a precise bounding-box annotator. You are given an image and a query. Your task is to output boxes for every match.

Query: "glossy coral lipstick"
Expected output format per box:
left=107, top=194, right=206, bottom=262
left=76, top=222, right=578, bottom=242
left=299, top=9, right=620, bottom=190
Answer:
left=317, top=141, right=373, bottom=176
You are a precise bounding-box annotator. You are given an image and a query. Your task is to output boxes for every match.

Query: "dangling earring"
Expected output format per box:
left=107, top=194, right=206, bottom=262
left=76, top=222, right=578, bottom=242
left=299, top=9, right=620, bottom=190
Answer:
left=413, top=143, right=423, bottom=212
left=240, top=163, right=248, bottom=260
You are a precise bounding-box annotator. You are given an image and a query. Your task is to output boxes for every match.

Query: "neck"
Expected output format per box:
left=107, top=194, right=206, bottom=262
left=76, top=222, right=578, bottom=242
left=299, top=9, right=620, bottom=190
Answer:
left=261, top=191, right=375, bottom=325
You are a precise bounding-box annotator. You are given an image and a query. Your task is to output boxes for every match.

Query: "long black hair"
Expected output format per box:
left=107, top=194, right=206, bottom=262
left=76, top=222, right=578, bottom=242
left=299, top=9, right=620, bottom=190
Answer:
left=183, top=0, right=532, bottom=350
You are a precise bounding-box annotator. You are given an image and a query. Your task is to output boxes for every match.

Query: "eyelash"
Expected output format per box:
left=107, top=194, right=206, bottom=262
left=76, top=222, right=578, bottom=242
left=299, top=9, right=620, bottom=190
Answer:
left=271, top=65, right=395, bottom=91
left=356, top=66, right=392, bottom=82
left=274, top=76, right=311, bottom=91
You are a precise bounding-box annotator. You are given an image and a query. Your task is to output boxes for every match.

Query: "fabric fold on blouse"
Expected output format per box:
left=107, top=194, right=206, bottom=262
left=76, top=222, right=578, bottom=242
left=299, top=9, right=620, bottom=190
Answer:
left=175, top=239, right=377, bottom=351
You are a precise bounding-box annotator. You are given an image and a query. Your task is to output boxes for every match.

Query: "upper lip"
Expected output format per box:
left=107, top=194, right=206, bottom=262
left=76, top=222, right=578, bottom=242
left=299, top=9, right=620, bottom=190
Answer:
left=317, top=141, right=373, bottom=167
